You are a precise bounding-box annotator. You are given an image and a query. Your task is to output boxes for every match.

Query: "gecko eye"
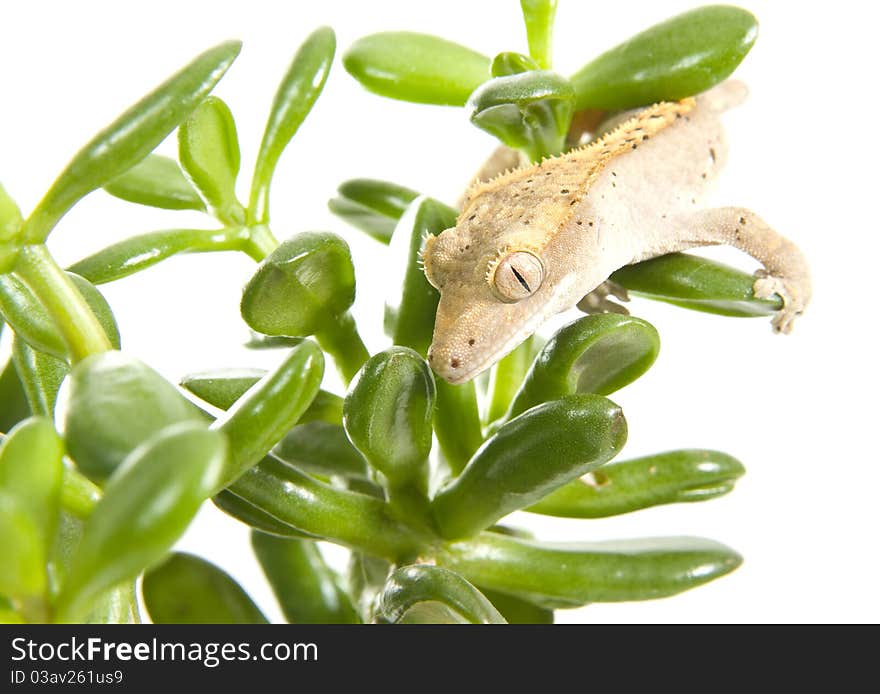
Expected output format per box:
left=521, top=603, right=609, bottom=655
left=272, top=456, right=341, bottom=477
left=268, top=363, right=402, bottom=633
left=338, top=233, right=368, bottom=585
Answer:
left=492, top=251, right=544, bottom=302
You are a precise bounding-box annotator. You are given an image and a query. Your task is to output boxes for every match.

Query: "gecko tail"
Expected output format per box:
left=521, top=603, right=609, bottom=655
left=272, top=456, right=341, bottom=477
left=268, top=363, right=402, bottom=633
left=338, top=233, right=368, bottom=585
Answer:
left=701, top=79, right=749, bottom=112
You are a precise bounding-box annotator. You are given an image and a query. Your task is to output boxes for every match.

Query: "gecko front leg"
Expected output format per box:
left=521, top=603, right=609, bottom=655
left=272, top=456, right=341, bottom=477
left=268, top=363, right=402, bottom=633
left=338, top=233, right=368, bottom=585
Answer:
left=643, top=207, right=811, bottom=333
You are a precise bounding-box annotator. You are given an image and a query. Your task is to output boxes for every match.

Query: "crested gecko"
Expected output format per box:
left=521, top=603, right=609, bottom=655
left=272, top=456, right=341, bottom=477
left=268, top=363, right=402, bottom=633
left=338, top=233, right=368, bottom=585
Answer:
left=422, top=80, right=810, bottom=384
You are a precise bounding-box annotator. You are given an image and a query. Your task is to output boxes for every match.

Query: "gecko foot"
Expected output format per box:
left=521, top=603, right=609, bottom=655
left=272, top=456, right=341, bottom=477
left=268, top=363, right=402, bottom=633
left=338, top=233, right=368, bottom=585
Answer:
left=753, top=270, right=806, bottom=334
left=577, top=280, right=631, bottom=315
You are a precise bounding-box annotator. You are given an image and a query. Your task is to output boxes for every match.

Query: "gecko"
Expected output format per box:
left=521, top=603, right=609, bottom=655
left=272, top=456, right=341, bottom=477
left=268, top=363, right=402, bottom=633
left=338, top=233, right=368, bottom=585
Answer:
left=421, top=80, right=811, bottom=385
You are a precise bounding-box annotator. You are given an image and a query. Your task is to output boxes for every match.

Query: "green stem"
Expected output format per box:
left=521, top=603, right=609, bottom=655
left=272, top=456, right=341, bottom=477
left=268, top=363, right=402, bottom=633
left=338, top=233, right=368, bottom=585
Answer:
left=434, top=380, right=483, bottom=476
left=14, top=245, right=111, bottom=362
left=315, top=312, right=370, bottom=385
left=244, top=223, right=279, bottom=261
left=485, top=336, right=534, bottom=426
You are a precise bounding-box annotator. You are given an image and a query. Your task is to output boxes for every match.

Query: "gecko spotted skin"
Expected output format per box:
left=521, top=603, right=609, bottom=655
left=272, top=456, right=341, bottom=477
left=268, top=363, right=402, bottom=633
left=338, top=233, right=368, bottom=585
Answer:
left=422, top=81, right=811, bottom=385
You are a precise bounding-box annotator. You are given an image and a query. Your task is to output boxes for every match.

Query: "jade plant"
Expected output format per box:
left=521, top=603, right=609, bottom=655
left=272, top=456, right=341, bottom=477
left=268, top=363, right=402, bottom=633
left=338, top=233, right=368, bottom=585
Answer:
left=0, top=3, right=773, bottom=624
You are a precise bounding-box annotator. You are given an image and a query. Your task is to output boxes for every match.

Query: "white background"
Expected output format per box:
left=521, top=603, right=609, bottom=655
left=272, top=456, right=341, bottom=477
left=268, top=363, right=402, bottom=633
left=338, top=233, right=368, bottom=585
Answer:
left=2, top=1, right=878, bottom=623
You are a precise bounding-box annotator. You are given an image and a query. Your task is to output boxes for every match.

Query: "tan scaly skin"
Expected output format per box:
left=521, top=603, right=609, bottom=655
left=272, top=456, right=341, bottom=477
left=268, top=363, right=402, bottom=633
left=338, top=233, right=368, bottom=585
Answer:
left=422, top=80, right=811, bottom=385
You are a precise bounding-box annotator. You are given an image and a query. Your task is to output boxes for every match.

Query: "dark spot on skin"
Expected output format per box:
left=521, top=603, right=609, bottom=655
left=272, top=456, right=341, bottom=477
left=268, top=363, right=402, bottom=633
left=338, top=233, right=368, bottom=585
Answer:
left=735, top=229, right=741, bottom=239
left=661, top=214, right=667, bottom=219
left=676, top=113, right=682, bottom=120
left=468, top=214, right=476, bottom=221
left=560, top=189, right=569, bottom=194
left=576, top=220, right=583, bottom=225
left=739, top=216, right=746, bottom=225
left=569, top=199, right=577, bottom=206
left=465, top=244, right=470, bottom=250
left=709, top=147, right=717, bottom=162
left=588, top=221, right=594, bottom=227
left=612, top=182, right=616, bottom=187
left=523, top=220, right=530, bottom=225
left=526, top=179, right=533, bottom=183
left=642, top=135, right=649, bottom=141
left=691, top=198, right=697, bottom=204
left=612, top=171, right=617, bottom=176
left=450, top=358, right=460, bottom=368
left=701, top=173, right=707, bottom=179
left=545, top=171, right=552, bottom=176
left=468, top=339, right=475, bottom=346
left=632, top=144, right=638, bottom=150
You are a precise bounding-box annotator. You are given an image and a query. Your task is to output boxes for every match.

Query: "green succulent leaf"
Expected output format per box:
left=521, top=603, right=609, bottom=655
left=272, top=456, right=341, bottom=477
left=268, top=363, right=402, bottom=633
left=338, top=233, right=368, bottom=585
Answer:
left=328, top=178, right=420, bottom=244
left=228, top=456, right=419, bottom=559
left=570, top=5, right=758, bottom=110
left=467, top=71, right=574, bottom=160
left=377, top=565, right=505, bottom=624
left=213, top=488, right=318, bottom=539
left=529, top=449, right=745, bottom=518
left=611, top=252, right=782, bottom=316
left=102, top=154, right=206, bottom=212
left=443, top=533, right=743, bottom=607
left=520, top=0, right=557, bottom=69
left=69, top=226, right=251, bottom=286
left=180, top=368, right=267, bottom=410
left=344, top=348, right=436, bottom=486
left=0, top=272, right=120, bottom=361
left=144, top=552, right=267, bottom=624
left=212, top=340, right=323, bottom=489
left=491, top=52, right=540, bottom=78
left=178, top=96, right=243, bottom=225
left=56, top=423, right=226, bottom=622
left=252, top=532, right=359, bottom=624
left=23, top=41, right=241, bottom=242
left=0, top=182, right=22, bottom=243
left=343, top=32, right=490, bottom=106
left=479, top=587, right=553, bottom=624
left=274, top=422, right=368, bottom=479
left=63, top=351, right=206, bottom=482
left=11, top=340, right=68, bottom=418
left=0, top=348, right=32, bottom=433
left=435, top=380, right=484, bottom=477
left=0, top=491, right=45, bottom=599
left=432, top=394, right=627, bottom=539
left=250, top=27, right=336, bottom=224
left=506, top=315, right=659, bottom=421
left=242, top=232, right=356, bottom=337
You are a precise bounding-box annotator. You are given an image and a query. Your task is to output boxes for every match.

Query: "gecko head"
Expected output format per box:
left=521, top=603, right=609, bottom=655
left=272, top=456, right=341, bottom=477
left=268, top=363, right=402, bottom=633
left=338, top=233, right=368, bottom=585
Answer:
left=423, top=228, right=559, bottom=384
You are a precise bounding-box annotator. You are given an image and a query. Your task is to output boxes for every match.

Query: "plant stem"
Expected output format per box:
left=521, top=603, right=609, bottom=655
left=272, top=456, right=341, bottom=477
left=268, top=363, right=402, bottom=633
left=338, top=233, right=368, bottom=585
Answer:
left=485, top=336, right=534, bottom=426
left=434, top=380, right=483, bottom=476
left=315, top=312, right=370, bottom=385
left=244, top=223, right=279, bottom=261
left=14, top=245, right=111, bottom=362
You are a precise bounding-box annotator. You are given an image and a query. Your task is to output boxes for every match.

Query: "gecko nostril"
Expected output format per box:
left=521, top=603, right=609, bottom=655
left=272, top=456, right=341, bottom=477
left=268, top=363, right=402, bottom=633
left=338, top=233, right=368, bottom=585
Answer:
left=450, top=358, right=460, bottom=368
left=468, top=339, right=475, bottom=346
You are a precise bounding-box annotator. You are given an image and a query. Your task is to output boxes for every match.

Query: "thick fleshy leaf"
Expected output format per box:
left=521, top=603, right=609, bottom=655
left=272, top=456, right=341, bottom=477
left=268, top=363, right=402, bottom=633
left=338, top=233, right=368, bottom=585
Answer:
left=250, top=27, right=335, bottom=223
left=212, top=341, right=324, bottom=489
left=55, top=424, right=226, bottom=622
left=467, top=71, right=574, bottom=160
left=213, top=488, right=318, bottom=539
left=0, top=353, right=31, bottom=434
left=611, top=252, right=782, bottom=317
left=24, top=41, right=241, bottom=242
left=68, top=226, right=250, bottom=285
left=529, top=449, right=745, bottom=518
left=144, top=552, right=267, bottom=624
left=344, top=348, right=435, bottom=486
left=0, top=491, right=45, bottom=599
left=506, top=315, right=659, bottom=420
left=520, top=0, right=557, bottom=69
left=0, top=271, right=120, bottom=360
left=0, top=417, right=64, bottom=552
left=228, top=456, right=418, bottom=559
left=63, top=351, right=206, bottom=482
left=434, top=380, right=483, bottom=477
left=242, top=233, right=356, bottom=337
left=343, top=32, right=490, bottom=106
left=432, top=394, right=626, bottom=539
left=570, top=5, right=758, bottom=110
left=11, top=339, right=68, bottom=418
left=0, top=182, right=22, bottom=242
left=252, top=532, right=359, bottom=624
left=274, top=422, right=367, bottom=479
left=178, top=96, right=243, bottom=224
left=377, top=565, right=505, bottom=624
left=491, top=52, right=539, bottom=78
left=480, top=587, right=553, bottom=624
left=103, top=154, right=206, bottom=211
left=442, top=533, right=743, bottom=607
left=485, top=336, right=536, bottom=425
left=328, top=178, right=420, bottom=244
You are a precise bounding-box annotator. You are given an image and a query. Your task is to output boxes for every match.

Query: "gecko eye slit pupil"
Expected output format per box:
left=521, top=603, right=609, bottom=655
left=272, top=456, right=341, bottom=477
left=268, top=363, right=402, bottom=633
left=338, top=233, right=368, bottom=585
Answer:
left=492, top=251, right=544, bottom=302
